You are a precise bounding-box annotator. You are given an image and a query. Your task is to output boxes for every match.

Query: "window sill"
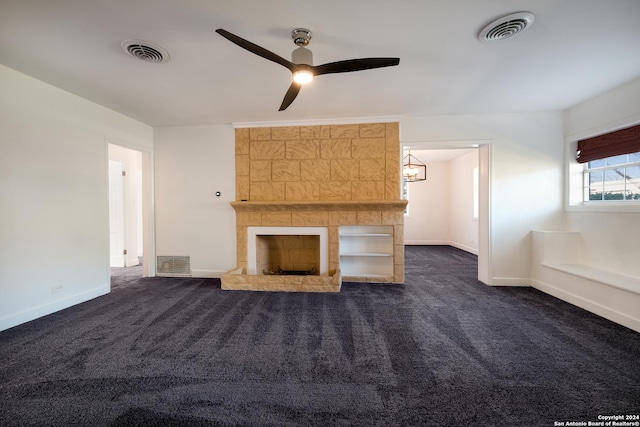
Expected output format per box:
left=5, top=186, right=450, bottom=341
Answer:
left=566, top=202, right=640, bottom=213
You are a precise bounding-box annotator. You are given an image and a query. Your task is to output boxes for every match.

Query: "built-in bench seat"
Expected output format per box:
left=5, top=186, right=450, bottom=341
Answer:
left=531, top=230, right=640, bottom=333
left=542, top=263, right=640, bottom=296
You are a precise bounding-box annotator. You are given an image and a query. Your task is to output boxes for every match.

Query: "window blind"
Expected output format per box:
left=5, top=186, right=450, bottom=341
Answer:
left=576, top=123, right=640, bottom=163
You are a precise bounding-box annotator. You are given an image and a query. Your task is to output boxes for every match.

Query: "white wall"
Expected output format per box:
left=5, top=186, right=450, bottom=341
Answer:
left=564, top=212, right=639, bottom=277
left=0, top=64, right=153, bottom=331
left=154, top=125, right=236, bottom=277
left=449, top=150, right=479, bottom=254
left=564, top=76, right=640, bottom=278
left=404, top=161, right=451, bottom=245
left=564, top=76, right=640, bottom=139
left=401, top=112, right=565, bottom=285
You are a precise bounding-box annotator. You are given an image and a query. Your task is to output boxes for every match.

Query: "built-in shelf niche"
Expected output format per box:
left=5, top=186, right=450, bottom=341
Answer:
left=339, top=225, right=394, bottom=279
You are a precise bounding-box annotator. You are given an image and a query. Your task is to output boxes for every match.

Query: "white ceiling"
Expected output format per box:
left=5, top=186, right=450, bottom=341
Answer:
left=1, top=0, right=639, bottom=127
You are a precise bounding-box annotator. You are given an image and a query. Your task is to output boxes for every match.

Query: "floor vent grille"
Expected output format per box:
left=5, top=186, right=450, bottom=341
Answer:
left=157, top=256, right=191, bottom=277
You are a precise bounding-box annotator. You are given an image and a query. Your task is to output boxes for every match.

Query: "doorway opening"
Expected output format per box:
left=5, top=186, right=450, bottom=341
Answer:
left=108, top=143, right=154, bottom=284
left=401, top=141, right=491, bottom=285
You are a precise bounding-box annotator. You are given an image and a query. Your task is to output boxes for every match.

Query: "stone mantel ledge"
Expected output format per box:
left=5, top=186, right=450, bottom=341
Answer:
left=230, top=200, right=408, bottom=212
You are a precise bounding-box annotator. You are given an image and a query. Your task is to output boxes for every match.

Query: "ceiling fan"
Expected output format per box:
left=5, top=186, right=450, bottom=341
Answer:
left=215, top=28, right=400, bottom=111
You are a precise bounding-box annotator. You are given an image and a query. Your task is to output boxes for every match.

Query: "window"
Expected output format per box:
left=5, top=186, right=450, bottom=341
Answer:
left=574, top=123, right=640, bottom=204
left=583, top=152, right=640, bottom=201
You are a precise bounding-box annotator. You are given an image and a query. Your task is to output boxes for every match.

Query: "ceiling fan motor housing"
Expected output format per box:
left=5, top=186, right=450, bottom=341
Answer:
left=291, top=28, right=312, bottom=46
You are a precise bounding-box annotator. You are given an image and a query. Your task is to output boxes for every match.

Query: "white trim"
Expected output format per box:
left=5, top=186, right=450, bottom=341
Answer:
left=191, top=269, right=229, bottom=278
left=104, top=141, right=112, bottom=286
left=144, top=149, right=156, bottom=277
left=232, top=115, right=401, bottom=129
left=531, top=278, right=640, bottom=333
left=566, top=202, right=640, bottom=213
left=450, top=241, right=478, bottom=256
left=404, top=240, right=449, bottom=245
left=0, top=285, right=109, bottom=332
left=104, top=135, right=154, bottom=154
left=479, top=144, right=492, bottom=286
left=247, top=226, right=329, bottom=276
left=542, top=263, right=640, bottom=295
left=401, top=139, right=491, bottom=149
left=490, top=277, right=532, bottom=287
left=404, top=241, right=479, bottom=256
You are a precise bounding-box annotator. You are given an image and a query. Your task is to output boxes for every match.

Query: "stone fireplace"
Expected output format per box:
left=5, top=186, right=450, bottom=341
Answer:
left=221, top=122, right=407, bottom=292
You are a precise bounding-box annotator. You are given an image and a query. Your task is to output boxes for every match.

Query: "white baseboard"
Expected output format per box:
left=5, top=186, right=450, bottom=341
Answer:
left=0, top=285, right=110, bottom=332
left=490, top=277, right=532, bottom=287
left=191, top=269, right=227, bottom=278
left=531, top=279, right=640, bottom=333
left=404, top=240, right=449, bottom=245
left=449, top=241, right=479, bottom=255
left=404, top=240, right=478, bottom=256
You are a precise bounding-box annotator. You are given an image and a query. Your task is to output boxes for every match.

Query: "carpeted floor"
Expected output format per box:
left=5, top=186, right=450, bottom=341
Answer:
left=0, top=246, right=638, bottom=426
left=109, top=257, right=143, bottom=289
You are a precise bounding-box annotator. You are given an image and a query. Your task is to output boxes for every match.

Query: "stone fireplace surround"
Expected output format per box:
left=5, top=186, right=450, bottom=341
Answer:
left=221, top=200, right=407, bottom=292
left=221, top=122, right=407, bottom=292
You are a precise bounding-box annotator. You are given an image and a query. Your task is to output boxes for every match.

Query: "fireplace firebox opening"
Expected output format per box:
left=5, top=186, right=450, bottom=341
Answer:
left=247, top=227, right=328, bottom=276
left=258, top=234, right=319, bottom=275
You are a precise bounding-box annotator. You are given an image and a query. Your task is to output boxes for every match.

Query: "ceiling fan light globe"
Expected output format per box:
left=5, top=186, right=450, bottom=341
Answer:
left=293, top=70, right=314, bottom=84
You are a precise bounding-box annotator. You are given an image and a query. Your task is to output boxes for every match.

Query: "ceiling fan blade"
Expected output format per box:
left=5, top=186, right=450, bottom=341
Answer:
left=313, top=58, right=400, bottom=76
left=279, top=82, right=302, bottom=111
left=216, top=29, right=296, bottom=72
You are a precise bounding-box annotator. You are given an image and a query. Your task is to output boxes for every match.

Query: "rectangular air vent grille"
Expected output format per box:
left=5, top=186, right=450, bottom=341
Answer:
left=157, top=255, right=191, bottom=277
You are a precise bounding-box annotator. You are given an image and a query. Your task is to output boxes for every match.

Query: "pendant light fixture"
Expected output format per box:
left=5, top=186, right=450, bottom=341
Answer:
left=403, top=151, right=426, bottom=182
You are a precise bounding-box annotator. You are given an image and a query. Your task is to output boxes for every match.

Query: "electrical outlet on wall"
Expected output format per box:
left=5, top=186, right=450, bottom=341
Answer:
left=51, top=284, right=64, bottom=294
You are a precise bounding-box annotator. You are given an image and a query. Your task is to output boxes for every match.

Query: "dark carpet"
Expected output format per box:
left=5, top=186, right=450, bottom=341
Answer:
left=0, top=246, right=638, bottom=426
left=109, top=257, right=143, bottom=290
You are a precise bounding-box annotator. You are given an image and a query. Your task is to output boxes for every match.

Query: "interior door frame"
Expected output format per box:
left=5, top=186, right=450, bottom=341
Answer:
left=106, top=139, right=155, bottom=278
left=401, top=139, right=492, bottom=285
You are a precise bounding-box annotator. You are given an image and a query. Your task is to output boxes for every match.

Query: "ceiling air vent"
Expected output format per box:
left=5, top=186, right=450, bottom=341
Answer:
left=121, top=39, right=170, bottom=63
left=478, top=12, right=535, bottom=42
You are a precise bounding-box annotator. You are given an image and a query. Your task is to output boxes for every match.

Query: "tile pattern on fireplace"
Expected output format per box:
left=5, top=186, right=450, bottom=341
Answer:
left=235, top=123, right=400, bottom=202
